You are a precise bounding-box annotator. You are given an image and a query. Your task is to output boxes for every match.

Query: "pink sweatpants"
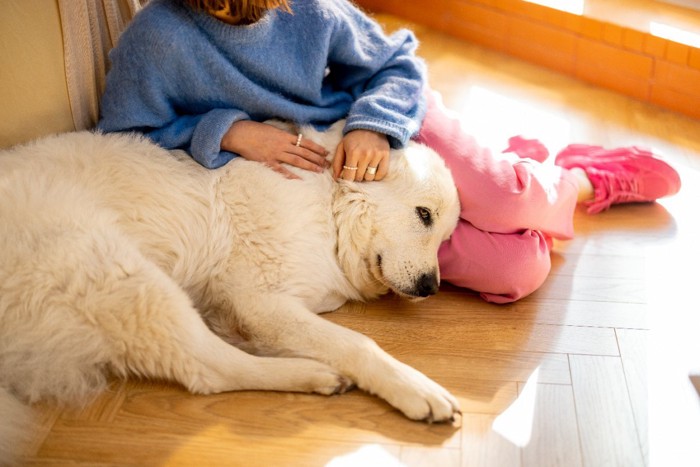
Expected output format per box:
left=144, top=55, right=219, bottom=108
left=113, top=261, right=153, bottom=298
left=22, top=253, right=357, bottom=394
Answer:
left=416, top=91, right=579, bottom=303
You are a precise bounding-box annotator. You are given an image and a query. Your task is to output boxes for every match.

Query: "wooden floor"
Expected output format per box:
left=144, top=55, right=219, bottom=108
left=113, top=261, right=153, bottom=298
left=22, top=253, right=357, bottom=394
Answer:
left=22, top=15, right=700, bottom=467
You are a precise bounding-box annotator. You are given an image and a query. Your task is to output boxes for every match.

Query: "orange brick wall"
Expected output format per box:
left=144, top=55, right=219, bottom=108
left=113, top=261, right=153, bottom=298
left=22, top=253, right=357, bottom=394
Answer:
left=355, top=0, right=700, bottom=121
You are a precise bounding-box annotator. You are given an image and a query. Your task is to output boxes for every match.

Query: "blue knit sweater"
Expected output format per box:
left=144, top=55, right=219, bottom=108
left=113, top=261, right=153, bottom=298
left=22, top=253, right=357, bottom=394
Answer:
left=98, top=0, right=427, bottom=168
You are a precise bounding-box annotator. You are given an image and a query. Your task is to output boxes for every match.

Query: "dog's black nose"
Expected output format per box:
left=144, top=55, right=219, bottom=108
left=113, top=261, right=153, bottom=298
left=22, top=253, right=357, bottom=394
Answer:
left=414, top=272, right=439, bottom=297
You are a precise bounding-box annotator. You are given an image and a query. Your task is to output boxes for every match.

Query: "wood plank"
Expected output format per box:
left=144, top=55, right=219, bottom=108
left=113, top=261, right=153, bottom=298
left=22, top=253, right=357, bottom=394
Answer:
left=519, top=383, right=583, bottom=467
left=550, top=252, right=645, bottom=280
left=456, top=381, right=519, bottom=415
left=326, top=311, right=620, bottom=356
left=395, top=350, right=572, bottom=385
left=57, top=380, right=127, bottom=423
left=570, top=355, right=645, bottom=466
left=554, top=229, right=678, bottom=257
left=462, top=414, right=521, bottom=467
left=37, top=421, right=404, bottom=467
left=21, top=403, right=62, bottom=459
left=532, top=273, right=646, bottom=303
left=616, top=329, right=649, bottom=465
left=113, top=380, right=462, bottom=448
left=496, top=300, right=647, bottom=329
left=399, top=446, right=461, bottom=467
left=341, top=290, right=649, bottom=329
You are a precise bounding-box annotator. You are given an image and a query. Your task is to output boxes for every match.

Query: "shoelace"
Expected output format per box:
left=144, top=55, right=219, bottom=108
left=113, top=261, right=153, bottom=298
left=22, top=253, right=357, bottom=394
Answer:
left=586, top=167, right=647, bottom=214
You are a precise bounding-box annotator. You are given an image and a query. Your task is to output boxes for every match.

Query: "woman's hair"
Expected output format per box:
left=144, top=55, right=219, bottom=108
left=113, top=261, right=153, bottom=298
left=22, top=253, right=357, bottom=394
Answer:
left=181, top=0, right=292, bottom=24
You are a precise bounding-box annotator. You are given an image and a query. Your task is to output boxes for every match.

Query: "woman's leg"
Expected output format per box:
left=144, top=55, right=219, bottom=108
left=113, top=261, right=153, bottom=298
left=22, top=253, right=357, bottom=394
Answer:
left=419, top=89, right=680, bottom=303
left=416, top=89, right=575, bottom=302
left=439, top=220, right=552, bottom=304
left=416, top=90, right=579, bottom=239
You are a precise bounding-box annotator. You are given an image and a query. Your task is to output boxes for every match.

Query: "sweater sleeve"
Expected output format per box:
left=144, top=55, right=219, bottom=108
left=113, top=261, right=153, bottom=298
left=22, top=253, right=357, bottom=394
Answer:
left=99, top=72, right=249, bottom=168
left=97, top=9, right=249, bottom=169
left=145, top=109, right=248, bottom=168
left=326, top=1, right=427, bottom=148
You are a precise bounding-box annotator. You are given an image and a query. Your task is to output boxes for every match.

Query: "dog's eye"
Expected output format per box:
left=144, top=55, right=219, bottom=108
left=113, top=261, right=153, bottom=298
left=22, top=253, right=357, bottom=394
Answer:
left=416, top=206, right=432, bottom=227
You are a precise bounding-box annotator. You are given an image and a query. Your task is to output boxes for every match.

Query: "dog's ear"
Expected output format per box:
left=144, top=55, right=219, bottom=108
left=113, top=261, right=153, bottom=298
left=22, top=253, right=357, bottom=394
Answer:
left=333, top=182, right=373, bottom=247
left=332, top=182, right=378, bottom=289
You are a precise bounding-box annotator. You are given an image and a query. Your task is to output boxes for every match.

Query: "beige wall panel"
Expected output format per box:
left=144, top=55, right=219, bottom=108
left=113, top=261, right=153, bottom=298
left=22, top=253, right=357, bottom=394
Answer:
left=0, top=0, right=74, bottom=149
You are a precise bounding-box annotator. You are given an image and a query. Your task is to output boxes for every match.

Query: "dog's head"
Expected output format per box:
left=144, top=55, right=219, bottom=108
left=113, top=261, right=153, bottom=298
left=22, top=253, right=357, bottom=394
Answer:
left=333, top=142, right=460, bottom=300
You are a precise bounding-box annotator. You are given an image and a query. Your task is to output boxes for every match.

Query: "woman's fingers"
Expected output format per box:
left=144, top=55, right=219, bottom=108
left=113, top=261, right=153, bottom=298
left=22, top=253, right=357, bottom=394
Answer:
left=332, top=143, right=346, bottom=179
left=294, top=133, right=328, bottom=159
left=279, top=132, right=329, bottom=173
left=339, top=160, right=358, bottom=181
left=280, top=150, right=327, bottom=173
left=335, top=142, right=359, bottom=181
left=363, top=152, right=385, bottom=181
left=227, top=121, right=334, bottom=175
left=373, top=154, right=390, bottom=181
left=286, top=147, right=329, bottom=171
left=336, top=130, right=389, bottom=182
left=339, top=150, right=385, bottom=181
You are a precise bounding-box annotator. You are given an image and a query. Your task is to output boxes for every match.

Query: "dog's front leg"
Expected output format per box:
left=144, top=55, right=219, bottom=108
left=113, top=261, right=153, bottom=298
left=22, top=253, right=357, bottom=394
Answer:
left=233, top=293, right=460, bottom=423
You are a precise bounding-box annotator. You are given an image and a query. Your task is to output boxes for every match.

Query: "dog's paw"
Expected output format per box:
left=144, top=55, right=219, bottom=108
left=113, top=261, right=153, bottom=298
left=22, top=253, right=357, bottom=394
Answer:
left=382, top=364, right=461, bottom=423
left=321, top=375, right=355, bottom=396
left=302, top=361, right=355, bottom=396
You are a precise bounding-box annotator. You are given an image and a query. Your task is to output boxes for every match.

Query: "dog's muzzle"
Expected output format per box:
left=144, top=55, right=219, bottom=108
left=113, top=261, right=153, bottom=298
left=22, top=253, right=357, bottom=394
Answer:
left=412, top=272, right=439, bottom=297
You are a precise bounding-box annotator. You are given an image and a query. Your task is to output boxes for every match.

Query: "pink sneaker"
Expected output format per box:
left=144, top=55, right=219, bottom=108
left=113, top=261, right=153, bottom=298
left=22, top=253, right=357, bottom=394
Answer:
left=555, top=144, right=681, bottom=214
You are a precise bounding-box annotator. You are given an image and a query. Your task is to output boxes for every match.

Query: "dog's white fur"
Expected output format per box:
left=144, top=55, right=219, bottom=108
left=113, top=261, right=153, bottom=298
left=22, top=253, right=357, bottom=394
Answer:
left=0, top=122, right=460, bottom=463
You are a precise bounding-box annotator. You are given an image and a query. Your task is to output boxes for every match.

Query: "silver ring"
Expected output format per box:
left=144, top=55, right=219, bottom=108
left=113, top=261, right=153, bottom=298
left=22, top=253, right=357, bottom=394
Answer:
left=295, top=133, right=303, bottom=147
left=342, top=165, right=358, bottom=171
left=366, top=166, right=377, bottom=175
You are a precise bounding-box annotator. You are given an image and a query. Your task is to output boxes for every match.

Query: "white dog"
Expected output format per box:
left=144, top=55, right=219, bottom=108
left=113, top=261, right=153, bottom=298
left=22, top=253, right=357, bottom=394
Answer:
left=0, top=122, right=460, bottom=462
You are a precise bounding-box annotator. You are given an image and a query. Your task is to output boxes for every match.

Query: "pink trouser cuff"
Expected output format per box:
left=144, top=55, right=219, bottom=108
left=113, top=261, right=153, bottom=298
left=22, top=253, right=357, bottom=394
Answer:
left=438, top=222, right=552, bottom=304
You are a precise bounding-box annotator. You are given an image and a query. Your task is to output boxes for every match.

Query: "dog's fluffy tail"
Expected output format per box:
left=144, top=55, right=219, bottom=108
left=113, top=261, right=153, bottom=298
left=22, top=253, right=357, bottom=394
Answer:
left=0, top=386, right=35, bottom=466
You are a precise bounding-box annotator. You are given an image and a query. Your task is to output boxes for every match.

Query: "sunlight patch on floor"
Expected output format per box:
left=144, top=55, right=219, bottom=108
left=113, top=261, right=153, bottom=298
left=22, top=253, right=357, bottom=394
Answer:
left=455, top=86, right=573, bottom=155
left=492, top=367, right=540, bottom=447
left=646, top=167, right=700, bottom=466
left=326, top=444, right=404, bottom=467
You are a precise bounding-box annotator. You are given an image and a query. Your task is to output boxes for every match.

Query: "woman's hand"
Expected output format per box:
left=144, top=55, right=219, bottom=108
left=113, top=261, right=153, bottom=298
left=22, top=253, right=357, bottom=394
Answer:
left=221, top=120, right=329, bottom=179
left=332, top=130, right=390, bottom=182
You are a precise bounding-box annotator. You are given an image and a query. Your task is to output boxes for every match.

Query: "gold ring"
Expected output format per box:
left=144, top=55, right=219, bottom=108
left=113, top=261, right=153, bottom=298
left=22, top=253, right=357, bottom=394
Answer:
left=295, top=133, right=303, bottom=147
left=366, top=166, right=377, bottom=175
left=342, top=165, right=358, bottom=171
